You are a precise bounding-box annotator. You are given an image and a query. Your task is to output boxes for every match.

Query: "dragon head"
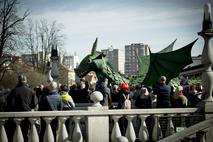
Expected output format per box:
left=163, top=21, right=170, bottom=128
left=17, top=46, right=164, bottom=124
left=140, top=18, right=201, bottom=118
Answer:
left=75, top=38, right=106, bottom=78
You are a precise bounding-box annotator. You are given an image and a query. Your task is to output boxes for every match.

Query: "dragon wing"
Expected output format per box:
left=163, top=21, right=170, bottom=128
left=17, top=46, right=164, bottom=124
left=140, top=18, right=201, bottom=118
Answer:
left=139, top=39, right=177, bottom=76
left=142, top=39, right=197, bottom=87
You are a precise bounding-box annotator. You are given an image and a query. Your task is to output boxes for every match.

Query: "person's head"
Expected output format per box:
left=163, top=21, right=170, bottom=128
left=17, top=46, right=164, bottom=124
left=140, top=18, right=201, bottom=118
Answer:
left=60, top=84, right=69, bottom=92
left=18, top=74, right=27, bottom=84
left=80, top=81, right=85, bottom=89
left=112, top=84, right=119, bottom=93
left=177, top=86, right=183, bottom=92
left=120, top=82, right=130, bottom=93
left=159, top=76, right=166, bottom=84
left=101, top=77, right=108, bottom=87
left=49, top=81, right=57, bottom=90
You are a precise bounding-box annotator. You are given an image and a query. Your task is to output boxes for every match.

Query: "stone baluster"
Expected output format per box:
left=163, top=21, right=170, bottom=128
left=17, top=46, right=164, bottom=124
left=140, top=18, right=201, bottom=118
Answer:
left=111, top=115, right=122, bottom=142
left=180, top=114, right=187, bottom=128
left=43, top=117, right=55, bottom=142
left=152, top=115, right=163, bottom=141
left=13, top=118, right=24, bottom=142
left=58, top=116, right=69, bottom=142
left=0, top=118, right=8, bottom=142
left=125, top=115, right=136, bottom=142
left=72, top=116, right=83, bottom=142
left=28, top=117, right=39, bottom=142
left=165, top=115, right=175, bottom=137
left=196, top=130, right=207, bottom=142
left=138, top=115, right=149, bottom=142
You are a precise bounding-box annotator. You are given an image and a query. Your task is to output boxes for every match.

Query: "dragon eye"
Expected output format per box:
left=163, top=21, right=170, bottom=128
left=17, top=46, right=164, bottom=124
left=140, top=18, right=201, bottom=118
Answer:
left=88, top=59, right=92, bottom=63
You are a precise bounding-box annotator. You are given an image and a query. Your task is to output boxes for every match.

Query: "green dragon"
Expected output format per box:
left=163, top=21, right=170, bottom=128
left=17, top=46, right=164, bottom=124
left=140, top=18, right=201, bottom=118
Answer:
left=75, top=38, right=197, bottom=88
left=75, top=38, right=129, bottom=85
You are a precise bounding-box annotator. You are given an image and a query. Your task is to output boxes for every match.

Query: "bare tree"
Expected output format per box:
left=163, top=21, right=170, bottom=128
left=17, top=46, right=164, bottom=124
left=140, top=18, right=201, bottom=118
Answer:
left=24, top=19, right=39, bottom=70
left=0, top=0, right=29, bottom=57
left=24, top=19, right=64, bottom=73
left=0, top=0, right=29, bottom=81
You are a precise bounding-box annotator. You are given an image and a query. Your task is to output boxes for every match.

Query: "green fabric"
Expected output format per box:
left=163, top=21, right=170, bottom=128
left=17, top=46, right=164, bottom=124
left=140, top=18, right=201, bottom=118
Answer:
left=158, top=39, right=176, bottom=53
left=142, top=39, right=197, bottom=86
left=139, top=39, right=176, bottom=77
left=132, top=39, right=176, bottom=86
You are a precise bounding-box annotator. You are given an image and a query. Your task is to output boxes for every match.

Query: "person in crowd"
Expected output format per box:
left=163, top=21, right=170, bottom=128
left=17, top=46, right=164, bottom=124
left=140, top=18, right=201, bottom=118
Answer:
left=0, top=85, right=7, bottom=112
left=111, top=84, right=119, bottom=102
left=117, top=82, right=131, bottom=135
left=180, top=75, right=190, bottom=98
left=188, top=84, right=201, bottom=107
left=69, top=84, right=78, bottom=102
left=88, top=83, right=96, bottom=94
left=38, top=81, right=63, bottom=142
left=171, top=86, right=188, bottom=108
left=60, top=84, right=75, bottom=110
left=134, top=84, right=151, bottom=108
left=35, top=84, right=44, bottom=99
left=196, top=83, right=204, bottom=99
left=96, top=77, right=111, bottom=106
left=153, top=76, right=172, bottom=108
left=75, top=79, right=90, bottom=103
left=6, top=74, right=38, bottom=142
left=109, top=84, right=120, bottom=109
left=59, top=84, right=75, bottom=135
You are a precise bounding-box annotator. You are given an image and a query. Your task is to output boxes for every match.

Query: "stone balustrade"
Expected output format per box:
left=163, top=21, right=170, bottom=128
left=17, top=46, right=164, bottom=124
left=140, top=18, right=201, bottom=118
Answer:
left=0, top=107, right=205, bottom=142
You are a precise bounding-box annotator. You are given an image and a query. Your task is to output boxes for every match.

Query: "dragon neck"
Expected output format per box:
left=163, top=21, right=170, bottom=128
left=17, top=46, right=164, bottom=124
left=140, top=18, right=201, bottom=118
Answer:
left=96, top=63, right=127, bottom=85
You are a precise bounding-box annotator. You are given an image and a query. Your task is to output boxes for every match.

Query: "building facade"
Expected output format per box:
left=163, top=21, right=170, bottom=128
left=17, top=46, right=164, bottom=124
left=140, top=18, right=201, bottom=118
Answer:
left=101, top=48, right=125, bottom=74
left=62, top=55, right=80, bottom=69
left=125, top=43, right=149, bottom=76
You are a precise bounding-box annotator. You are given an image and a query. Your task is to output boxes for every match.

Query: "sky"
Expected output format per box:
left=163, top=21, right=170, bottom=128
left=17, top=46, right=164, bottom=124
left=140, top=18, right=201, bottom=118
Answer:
left=21, top=0, right=212, bottom=60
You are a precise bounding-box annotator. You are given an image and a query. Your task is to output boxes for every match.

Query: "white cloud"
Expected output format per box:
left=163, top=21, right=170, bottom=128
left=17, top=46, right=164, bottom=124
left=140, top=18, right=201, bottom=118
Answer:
left=28, top=4, right=203, bottom=59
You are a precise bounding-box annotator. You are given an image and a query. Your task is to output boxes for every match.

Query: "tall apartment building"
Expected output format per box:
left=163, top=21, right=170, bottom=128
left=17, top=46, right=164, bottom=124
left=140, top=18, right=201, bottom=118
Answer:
left=62, top=55, right=80, bottom=69
left=101, top=48, right=125, bottom=74
left=125, top=43, right=149, bottom=76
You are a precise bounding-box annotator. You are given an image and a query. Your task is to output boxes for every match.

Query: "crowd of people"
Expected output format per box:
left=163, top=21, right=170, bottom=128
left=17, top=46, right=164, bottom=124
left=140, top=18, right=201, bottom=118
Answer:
left=0, top=74, right=206, bottom=142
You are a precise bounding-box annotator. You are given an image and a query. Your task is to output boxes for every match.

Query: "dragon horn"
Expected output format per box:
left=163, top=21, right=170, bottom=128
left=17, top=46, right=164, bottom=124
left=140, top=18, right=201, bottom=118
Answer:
left=91, top=38, right=98, bottom=55
left=148, top=46, right=152, bottom=54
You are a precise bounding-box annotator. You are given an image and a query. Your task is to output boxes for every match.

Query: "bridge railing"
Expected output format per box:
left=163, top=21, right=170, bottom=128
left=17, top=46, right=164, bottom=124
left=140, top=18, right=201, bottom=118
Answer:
left=158, top=117, right=213, bottom=142
left=0, top=107, right=206, bottom=142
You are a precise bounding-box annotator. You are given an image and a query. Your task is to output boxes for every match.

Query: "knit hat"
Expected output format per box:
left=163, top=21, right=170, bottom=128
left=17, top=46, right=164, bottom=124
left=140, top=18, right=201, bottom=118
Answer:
left=120, top=82, right=130, bottom=91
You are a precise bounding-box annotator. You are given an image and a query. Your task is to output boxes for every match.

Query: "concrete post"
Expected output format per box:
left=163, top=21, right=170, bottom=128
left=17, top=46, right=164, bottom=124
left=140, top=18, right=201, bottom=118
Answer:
left=198, top=2, right=213, bottom=119
left=198, top=3, right=213, bottom=142
left=86, top=106, right=109, bottom=142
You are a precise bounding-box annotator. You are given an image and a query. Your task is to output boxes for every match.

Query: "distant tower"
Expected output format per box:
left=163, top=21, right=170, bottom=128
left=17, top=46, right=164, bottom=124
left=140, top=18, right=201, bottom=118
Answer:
left=49, top=44, right=60, bottom=82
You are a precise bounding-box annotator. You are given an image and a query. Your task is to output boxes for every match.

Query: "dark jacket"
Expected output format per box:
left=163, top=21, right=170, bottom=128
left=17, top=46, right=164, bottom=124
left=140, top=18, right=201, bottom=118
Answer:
left=7, top=83, right=38, bottom=111
left=154, top=83, right=171, bottom=108
left=96, top=83, right=110, bottom=106
left=39, top=89, right=63, bottom=111
left=117, top=90, right=130, bottom=109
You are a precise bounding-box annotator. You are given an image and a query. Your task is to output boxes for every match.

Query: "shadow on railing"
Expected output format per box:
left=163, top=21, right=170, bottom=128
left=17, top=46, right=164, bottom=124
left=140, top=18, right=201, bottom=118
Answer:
left=0, top=107, right=206, bottom=142
left=158, top=117, right=213, bottom=142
